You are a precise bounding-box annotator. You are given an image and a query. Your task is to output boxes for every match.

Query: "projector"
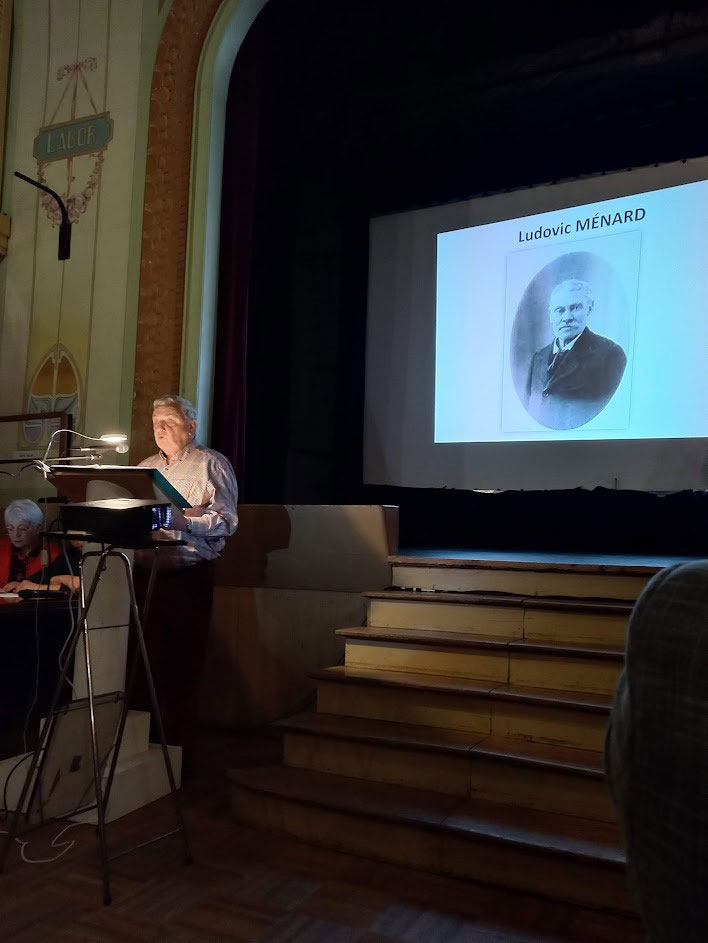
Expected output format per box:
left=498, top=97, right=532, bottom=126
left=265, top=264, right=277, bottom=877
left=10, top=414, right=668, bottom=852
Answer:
left=60, top=498, right=173, bottom=542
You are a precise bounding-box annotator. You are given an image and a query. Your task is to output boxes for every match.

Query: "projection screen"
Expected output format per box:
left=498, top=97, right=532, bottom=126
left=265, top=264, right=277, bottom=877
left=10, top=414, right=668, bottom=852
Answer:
left=364, top=158, right=708, bottom=491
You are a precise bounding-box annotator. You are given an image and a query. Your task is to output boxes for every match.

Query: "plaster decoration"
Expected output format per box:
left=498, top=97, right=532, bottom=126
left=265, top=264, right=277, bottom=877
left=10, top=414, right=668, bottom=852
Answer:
left=23, top=344, right=83, bottom=447
left=34, top=56, right=113, bottom=226
left=130, top=0, right=222, bottom=460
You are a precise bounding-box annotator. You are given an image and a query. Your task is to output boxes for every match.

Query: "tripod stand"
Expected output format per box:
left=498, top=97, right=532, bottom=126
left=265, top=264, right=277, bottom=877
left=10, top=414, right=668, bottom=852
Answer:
left=0, top=536, right=192, bottom=905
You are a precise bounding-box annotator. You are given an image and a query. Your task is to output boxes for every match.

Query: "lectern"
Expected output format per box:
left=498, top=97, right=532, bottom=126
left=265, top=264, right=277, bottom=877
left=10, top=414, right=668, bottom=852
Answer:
left=0, top=466, right=193, bottom=904
left=46, top=463, right=191, bottom=509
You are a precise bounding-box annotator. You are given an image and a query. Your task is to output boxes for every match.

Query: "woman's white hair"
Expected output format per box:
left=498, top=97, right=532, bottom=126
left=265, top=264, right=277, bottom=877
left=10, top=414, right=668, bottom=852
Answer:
left=4, top=498, right=44, bottom=527
left=152, top=394, right=197, bottom=425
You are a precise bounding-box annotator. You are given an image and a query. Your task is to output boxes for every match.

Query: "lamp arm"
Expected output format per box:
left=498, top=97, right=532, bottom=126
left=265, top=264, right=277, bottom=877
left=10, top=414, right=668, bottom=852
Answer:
left=14, top=171, right=72, bottom=260
left=42, top=428, right=128, bottom=466
left=42, top=429, right=100, bottom=465
left=45, top=453, right=103, bottom=463
left=42, top=429, right=93, bottom=465
left=14, top=171, right=69, bottom=227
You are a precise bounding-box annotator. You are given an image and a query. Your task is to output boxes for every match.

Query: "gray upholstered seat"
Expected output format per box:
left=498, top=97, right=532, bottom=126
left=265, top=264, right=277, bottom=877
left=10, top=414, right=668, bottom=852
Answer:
left=606, top=560, right=708, bottom=943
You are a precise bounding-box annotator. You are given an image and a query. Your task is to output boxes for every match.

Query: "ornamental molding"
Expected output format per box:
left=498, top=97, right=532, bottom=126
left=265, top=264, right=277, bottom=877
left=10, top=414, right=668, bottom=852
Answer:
left=131, top=0, right=223, bottom=460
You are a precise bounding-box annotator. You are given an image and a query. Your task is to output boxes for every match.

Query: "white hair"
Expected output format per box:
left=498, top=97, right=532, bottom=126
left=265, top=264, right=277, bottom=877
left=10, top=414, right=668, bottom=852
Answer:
left=4, top=499, right=44, bottom=527
left=550, top=278, right=594, bottom=307
left=152, top=394, right=197, bottom=425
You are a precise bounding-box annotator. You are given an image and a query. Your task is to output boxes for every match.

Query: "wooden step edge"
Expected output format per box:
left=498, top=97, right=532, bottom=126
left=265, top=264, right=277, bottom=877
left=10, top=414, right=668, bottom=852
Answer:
left=276, top=712, right=487, bottom=757
left=313, top=667, right=613, bottom=713
left=337, top=626, right=625, bottom=660
left=364, top=589, right=634, bottom=615
left=469, top=738, right=605, bottom=779
left=336, top=626, right=511, bottom=649
left=312, top=666, right=493, bottom=697
left=276, top=712, right=606, bottom=779
left=489, top=682, right=612, bottom=713
left=441, top=806, right=625, bottom=868
left=509, top=639, right=624, bottom=661
left=388, top=555, right=660, bottom=577
left=364, top=589, right=526, bottom=607
left=228, top=765, right=624, bottom=868
left=522, top=596, right=634, bottom=615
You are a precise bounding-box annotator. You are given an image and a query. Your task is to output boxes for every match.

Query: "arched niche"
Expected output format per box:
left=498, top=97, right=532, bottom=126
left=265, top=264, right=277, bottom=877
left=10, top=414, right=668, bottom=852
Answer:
left=131, top=0, right=269, bottom=458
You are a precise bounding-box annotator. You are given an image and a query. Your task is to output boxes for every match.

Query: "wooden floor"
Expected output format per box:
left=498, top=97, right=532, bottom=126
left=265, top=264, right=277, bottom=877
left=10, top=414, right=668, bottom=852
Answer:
left=0, top=730, right=644, bottom=943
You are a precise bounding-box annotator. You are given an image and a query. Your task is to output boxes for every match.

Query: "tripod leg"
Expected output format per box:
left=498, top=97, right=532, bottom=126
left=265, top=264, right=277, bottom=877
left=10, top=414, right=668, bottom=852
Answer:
left=81, top=549, right=113, bottom=905
left=117, top=553, right=193, bottom=865
left=102, top=553, right=158, bottom=815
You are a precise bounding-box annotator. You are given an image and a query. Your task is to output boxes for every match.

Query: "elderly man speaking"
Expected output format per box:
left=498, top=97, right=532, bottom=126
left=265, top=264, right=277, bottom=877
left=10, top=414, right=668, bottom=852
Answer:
left=135, top=395, right=238, bottom=773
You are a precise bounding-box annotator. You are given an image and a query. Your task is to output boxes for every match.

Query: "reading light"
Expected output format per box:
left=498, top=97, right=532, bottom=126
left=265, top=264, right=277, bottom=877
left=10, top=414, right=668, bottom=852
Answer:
left=99, top=434, right=128, bottom=446
left=40, top=429, right=130, bottom=469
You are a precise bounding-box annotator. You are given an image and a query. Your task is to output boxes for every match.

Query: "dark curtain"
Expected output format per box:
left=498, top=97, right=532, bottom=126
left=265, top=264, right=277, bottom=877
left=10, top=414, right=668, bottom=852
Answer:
left=211, top=14, right=265, bottom=488
left=360, top=484, right=708, bottom=555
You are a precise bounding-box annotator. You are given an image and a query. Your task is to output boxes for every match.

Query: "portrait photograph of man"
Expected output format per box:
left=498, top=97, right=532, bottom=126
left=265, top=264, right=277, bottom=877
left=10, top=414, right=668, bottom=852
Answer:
left=524, top=278, right=626, bottom=429
left=505, top=241, right=639, bottom=432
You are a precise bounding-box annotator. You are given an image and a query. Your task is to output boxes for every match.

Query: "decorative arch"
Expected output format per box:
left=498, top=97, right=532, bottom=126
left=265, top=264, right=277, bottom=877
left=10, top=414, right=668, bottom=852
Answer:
left=24, top=344, right=83, bottom=448
left=131, top=0, right=268, bottom=458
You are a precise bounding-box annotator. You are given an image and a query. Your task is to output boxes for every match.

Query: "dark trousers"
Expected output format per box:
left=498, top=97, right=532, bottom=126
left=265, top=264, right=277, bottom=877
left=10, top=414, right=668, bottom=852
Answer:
left=131, top=559, right=214, bottom=765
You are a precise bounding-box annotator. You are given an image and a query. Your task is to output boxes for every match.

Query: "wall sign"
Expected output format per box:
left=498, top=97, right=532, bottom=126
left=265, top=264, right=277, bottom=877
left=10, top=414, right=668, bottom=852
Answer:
left=33, top=113, right=113, bottom=163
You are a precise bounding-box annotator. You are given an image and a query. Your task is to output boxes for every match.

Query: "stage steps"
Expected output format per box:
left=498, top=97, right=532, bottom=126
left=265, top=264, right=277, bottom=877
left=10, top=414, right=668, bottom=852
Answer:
left=229, top=553, right=653, bottom=912
left=365, top=591, right=633, bottom=647
left=315, top=665, right=611, bottom=751
left=277, top=712, right=614, bottom=822
left=390, top=554, right=653, bottom=599
left=339, top=625, right=624, bottom=695
left=229, top=765, right=630, bottom=913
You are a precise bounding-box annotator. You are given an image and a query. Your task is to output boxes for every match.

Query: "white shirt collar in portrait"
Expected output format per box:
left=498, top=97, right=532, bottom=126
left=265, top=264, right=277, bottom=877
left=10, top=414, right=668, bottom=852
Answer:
left=553, top=327, right=586, bottom=355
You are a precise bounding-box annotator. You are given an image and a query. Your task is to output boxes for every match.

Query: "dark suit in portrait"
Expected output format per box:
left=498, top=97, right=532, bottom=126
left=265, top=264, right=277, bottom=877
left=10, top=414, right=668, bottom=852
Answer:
left=525, top=327, right=627, bottom=430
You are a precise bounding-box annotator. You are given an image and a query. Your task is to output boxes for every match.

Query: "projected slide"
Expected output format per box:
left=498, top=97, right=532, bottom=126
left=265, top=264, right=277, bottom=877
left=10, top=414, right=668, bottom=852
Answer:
left=435, top=180, right=708, bottom=443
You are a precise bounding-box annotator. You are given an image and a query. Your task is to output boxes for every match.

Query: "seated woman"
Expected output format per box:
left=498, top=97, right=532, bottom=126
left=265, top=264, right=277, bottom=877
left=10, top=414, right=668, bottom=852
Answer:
left=1, top=499, right=80, bottom=593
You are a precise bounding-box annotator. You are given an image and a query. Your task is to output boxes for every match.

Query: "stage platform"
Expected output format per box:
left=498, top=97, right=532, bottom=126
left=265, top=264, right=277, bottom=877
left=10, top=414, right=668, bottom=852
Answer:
left=388, top=547, right=703, bottom=598
left=396, top=547, right=702, bottom=571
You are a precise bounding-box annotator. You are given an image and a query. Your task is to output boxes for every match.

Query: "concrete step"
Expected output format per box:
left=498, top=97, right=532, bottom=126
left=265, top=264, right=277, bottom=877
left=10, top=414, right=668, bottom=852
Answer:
left=116, top=710, right=151, bottom=763
left=72, top=743, right=182, bottom=824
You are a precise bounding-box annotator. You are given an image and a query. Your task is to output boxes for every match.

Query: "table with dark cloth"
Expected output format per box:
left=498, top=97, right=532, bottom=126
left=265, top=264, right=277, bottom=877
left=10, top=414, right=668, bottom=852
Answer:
left=0, top=597, right=75, bottom=759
